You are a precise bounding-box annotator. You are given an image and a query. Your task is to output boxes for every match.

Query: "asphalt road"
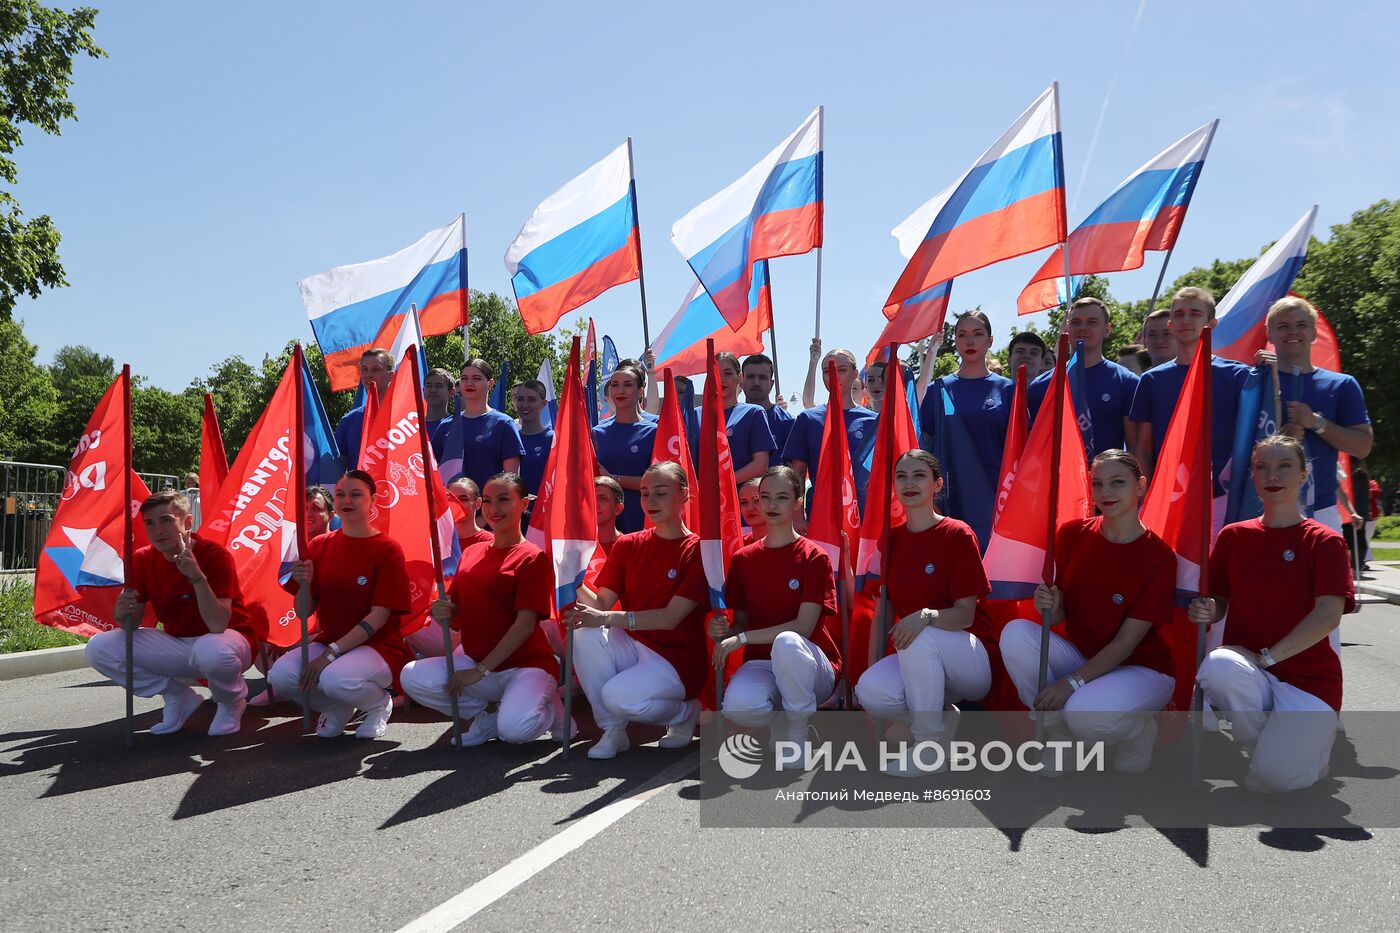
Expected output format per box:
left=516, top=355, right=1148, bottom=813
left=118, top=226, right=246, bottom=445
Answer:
left=3, top=601, right=1399, bottom=932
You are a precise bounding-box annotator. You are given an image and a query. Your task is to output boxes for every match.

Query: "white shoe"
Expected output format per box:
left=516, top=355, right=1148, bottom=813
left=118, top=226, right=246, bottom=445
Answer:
left=587, top=728, right=630, bottom=759
left=778, top=720, right=809, bottom=771
left=1112, top=718, right=1157, bottom=774
left=315, top=704, right=354, bottom=738
left=247, top=689, right=272, bottom=708
left=452, top=713, right=499, bottom=747
left=207, top=698, right=246, bottom=737
left=355, top=694, right=393, bottom=739
left=150, top=686, right=203, bottom=735
left=658, top=700, right=701, bottom=748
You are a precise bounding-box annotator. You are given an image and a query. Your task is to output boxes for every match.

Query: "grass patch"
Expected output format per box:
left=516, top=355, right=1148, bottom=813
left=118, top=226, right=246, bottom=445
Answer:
left=0, top=579, right=87, bottom=653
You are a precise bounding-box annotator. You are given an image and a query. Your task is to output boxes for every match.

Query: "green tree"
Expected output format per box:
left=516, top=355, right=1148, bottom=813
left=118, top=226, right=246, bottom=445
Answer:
left=131, top=382, right=200, bottom=477
left=0, top=317, right=57, bottom=460
left=46, top=343, right=113, bottom=461
left=0, top=2, right=104, bottom=318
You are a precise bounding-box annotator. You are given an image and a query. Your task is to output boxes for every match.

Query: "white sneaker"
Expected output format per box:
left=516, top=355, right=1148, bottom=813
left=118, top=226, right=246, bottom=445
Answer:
left=1112, top=718, right=1158, bottom=774
left=150, top=685, right=203, bottom=735
left=315, top=704, right=354, bottom=738
left=587, top=728, right=630, bottom=759
left=779, top=720, right=809, bottom=771
left=355, top=694, right=393, bottom=739
left=207, top=698, right=246, bottom=737
left=658, top=700, right=701, bottom=748
left=452, top=713, right=499, bottom=747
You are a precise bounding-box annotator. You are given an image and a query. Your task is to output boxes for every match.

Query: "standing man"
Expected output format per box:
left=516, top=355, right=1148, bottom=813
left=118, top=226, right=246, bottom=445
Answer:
left=1007, top=332, right=1048, bottom=377
left=783, top=348, right=878, bottom=517
left=742, top=352, right=796, bottom=463
left=335, top=348, right=394, bottom=471
left=1129, top=287, right=1248, bottom=536
left=1140, top=308, right=1175, bottom=368
left=692, top=351, right=776, bottom=486
left=1260, top=295, right=1372, bottom=532
left=1028, top=297, right=1140, bottom=455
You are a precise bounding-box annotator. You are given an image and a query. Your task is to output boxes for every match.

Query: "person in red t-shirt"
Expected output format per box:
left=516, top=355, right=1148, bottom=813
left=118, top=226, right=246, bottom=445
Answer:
left=542, top=477, right=626, bottom=663
left=854, top=450, right=991, bottom=774
left=269, top=470, right=412, bottom=740
left=86, top=490, right=257, bottom=737
left=401, top=473, right=568, bottom=747
left=446, top=477, right=493, bottom=550
left=1191, top=434, right=1351, bottom=792
left=566, top=462, right=709, bottom=760
left=738, top=478, right=768, bottom=546
left=999, top=450, right=1177, bottom=775
left=710, top=466, right=840, bottom=764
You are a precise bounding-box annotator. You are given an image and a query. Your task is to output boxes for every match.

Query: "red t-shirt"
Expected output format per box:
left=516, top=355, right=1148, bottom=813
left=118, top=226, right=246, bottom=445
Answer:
left=595, top=529, right=709, bottom=698
left=458, top=528, right=494, bottom=549
left=886, top=518, right=991, bottom=646
left=129, top=538, right=258, bottom=655
left=1209, top=518, right=1353, bottom=710
left=304, top=530, right=413, bottom=675
left=449, top=541, right=558, bottom=677
left=1056, top=517, right=1176, bottom=676
left=742, top=530, right=765, bottom=548
left=726, top=537, right=841, bottom=681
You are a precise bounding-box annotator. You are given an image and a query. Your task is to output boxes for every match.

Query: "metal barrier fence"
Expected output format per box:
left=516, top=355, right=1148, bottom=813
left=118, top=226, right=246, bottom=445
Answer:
left=0, top=461, right=180, bottom=574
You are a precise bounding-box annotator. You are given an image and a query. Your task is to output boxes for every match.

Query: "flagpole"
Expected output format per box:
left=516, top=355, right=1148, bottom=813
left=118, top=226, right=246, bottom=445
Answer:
left=838, top=531, right=853, bottom=710
left=768, top=281, right=783, bottom=400
left=1035, top=334, right=1070, bottom=747
left=1147, top=119, right=1217, bottom=319
left=458, top=213, right=470, bottom=360
left=121, top=364, right=135, bottom=747
left=291, top=344, right=313, bottom=730
left=873, top=347, right=898, bottom=660
left=1192, top=326, right=1214, bottom=785
left=626, top=137, right=654, bottom=348
left=1144, top=244, right=1178, bottom=318
left=408, top=348, right=463, bottom=749
left=813, top=105, right=825, bottom=340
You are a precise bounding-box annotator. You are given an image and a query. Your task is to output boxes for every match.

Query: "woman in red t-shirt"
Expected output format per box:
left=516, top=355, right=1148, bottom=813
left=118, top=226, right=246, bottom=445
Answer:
left=270, top=470, right=412, bottom=740
left=998, top=450, right=1177, bottom=775
left=1191, top=434, right=1352, bottom=792
left=710, top=466, right=840, bottom=762
left=566, top=462, right=709, bottom=760
left=401, top=473, right=567, bottom=747
left=854, top=450, right=991, bottom=772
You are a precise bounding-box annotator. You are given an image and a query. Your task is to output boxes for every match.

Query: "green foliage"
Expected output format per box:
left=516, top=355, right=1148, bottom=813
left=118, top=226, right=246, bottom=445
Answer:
left=0, top=2, right=105, bottom=318
left=1, top=579, right=84, bottom=652
left=0, top=317, right=57, bottom=461
left=1374, top=515, right=1400, bottom=541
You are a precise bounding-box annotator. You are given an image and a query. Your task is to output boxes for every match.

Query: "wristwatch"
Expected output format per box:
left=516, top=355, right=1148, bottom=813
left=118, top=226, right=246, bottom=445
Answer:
left=1257, top=647, right=1277, bottom=669
left=325, top=643, right=341, bottom=662
left=1312, top=413, right=1329, bottom=436
left=626, top=611, right=637, bottom=631
left=738, top=631, right=749, bottom=646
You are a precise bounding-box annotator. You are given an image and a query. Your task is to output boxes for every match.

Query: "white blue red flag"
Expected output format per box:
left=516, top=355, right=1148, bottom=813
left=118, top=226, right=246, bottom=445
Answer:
left=855, top=349, right=918, bottom=589
left=298, top=214, right=468, bottom=392
left=1018, top=121, right=1217, bottom=315
left=697, top=342, right=743, bottom=607
left=385, top=303, right=429, bottom=385
left=506, top=143, right=641, bottom=335
left=867, top=279, right=953, bottom=364
left=34, top=369, right=152, bottom=637
left=671, top=109, right=822, bottom=329
left=887, top=85, right=1064, bottom=320
left=651, top=269, right=771, bottom=377
left=1214, top=206, right=1318, bottom=363
left=536, top=357, right=558, bottom=430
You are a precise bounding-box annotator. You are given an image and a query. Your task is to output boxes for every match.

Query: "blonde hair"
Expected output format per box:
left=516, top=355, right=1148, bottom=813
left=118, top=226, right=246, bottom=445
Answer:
left=1171, top=286, right=1217, bottom=319
left=1252, top=433, right=1308, bottom=473
left=822, top=348, right=858, bottom=370
left=1265, top=295, right=1319, bottom=329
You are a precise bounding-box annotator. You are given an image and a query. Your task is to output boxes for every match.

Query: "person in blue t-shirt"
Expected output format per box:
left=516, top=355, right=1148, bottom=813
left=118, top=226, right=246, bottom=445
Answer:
left=1129, top=287, right=1248, bottom=535
left=423, top=367, right=456, bottom=447
left=432, top=358, right=525, bottom=492
left=781, top=348, right=878, bottom=519
left=591, top=359, right=658, bottom=533
left=1257, top=295, right=1373, bottom=531
left=689, top=351, right=776, bottom=486
left=918, top=311, right=1017, bottom=551
left=511, top=379, right=555, bottom=499
left=333, top=348, right=394, bottom=471
left=1028, top=297, right=1140, bottom=454
left=742, top=352, right=795, bottom=462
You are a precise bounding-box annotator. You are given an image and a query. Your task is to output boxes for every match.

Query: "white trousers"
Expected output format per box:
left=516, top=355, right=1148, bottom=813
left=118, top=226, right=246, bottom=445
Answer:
left=403, top=623, right=461, bottom=659
left=86, top=628, right=251, bottom=705
left=855, top=627, right=991, bottom=740
left=401, top=652, right=560, bottom=743
left=722, top=631, right=837, bottom=727
left=999, top=619, right=1174, bottom=743
left=1196, top=647, right=1337, bottom=791
left=267, top=643, right=391, bottom=715
left=572, top=627, right=691, bottom=732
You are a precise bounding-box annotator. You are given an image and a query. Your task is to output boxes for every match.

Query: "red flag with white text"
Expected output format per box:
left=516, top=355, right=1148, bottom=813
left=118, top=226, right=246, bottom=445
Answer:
left=651, top=367, right=701, bottom=532
left=855, top=347, right=918, bottom=590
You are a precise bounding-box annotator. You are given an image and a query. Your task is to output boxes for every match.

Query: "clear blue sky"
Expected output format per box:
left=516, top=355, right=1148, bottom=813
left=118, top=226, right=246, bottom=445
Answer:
left=16, top=1, right=1400, bottom=395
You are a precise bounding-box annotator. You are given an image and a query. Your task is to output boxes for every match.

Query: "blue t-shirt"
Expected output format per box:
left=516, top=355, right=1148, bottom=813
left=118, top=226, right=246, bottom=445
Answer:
left=764, top=405, right=796, bottom=462
left=432, top=409, right=527, bottom=491
left=1279, top=367, right=1370, bottom=511
left=591, top=418, right=658, bottom=533
left=920, top=373, right=1015, bottom=548
left=334, top=405, right=367, bottom=471
left=689, top=402, right=777, bottom=478
left=1028, top=358, right=1140, bottom=454
left=1129, top=356, right=1248, bottom=497
left=426, top=416, right=453, bottom=460
left=519, top=427, right=555, bottom=496
left=781, top=404, right=879, bottom=515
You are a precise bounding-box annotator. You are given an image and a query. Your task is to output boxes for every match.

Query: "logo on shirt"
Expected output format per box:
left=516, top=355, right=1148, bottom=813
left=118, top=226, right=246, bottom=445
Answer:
left=357, top=575, right=368, bottom=586
left=853, top=430, right=865, bottom=440
left=667, top=568, right=678, bottom=579
left=1101, top=393, right=1112, bottom=402
left=726, top=428, right=734, bottom=437
left=924, top=563, right=935, bottom=575
left=1283, top=549, right=1296, bottom=562
left=630, top=444, right=639, bottom=453
left=532, top=445, right=542, bottom=454
left=788, top=578, right=800, bottom=590
left=475, top=434, right=485, bottom=443
left=1112, top=593, right=1125, bottom=605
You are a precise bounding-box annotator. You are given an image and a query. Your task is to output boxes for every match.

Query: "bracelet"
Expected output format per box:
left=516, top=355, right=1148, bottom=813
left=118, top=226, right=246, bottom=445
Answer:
left=1067, top=673, right=1086, bottom=692
left=626, top=611, right=637, bottom=631
left=1257, top=647, right=1276, bottom=669
left=325, top=643, right=341, bottom=661
left=1313, top=413, right=1328, bottom=436
left=922, top=608, right=939, bottom=627
left=738, top=631, right=749, bottom=646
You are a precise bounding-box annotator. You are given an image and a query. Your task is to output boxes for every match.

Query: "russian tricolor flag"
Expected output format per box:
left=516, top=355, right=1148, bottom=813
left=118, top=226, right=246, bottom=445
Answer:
left=298, top=215, right=468, bottom=392
left=505, top=143, right=642, bottom=335
left=671, top=109, right=822, bottom=329
left=866, top=280, right=952, bottom=364
left=1017, top=121, right=1218, bottom=315
left=651, top=265, right=771, bottom=377
left=1214, top=206, right=1319, bottom=364
left=886, top=85, right=1064, bottom=319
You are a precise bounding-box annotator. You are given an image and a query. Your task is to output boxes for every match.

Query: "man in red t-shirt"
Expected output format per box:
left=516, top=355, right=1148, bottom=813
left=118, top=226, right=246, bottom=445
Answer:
left=85, top=491, right=257, bottom=736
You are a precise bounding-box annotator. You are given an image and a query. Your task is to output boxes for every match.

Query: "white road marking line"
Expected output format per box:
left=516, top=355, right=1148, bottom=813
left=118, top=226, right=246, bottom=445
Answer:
left=395, top=754, right=699, bottom=933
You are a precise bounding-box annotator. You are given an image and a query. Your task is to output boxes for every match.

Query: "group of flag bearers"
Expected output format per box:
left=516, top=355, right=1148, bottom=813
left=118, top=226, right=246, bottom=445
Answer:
left=62, top=283, right=1366, bottom=797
